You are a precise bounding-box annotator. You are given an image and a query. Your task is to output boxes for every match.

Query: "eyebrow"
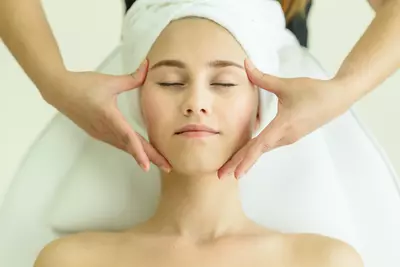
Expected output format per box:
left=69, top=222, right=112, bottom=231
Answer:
left=149, top=59, right=244, bottom=70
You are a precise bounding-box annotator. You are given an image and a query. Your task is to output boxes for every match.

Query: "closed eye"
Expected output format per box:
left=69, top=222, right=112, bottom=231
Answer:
left=157, top=82, right=184, bottom=87
left=157, top=82, right=238, bottom=87
left=211, top=83, right=237, bottom=87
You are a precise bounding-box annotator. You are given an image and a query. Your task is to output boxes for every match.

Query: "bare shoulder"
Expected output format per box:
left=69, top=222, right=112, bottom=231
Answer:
left=33, top=231, right=123, bottom=267
left=288, top=233, right=364, bottom=267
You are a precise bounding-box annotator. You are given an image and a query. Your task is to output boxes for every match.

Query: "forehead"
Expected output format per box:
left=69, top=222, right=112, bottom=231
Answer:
left=147, top=17, right=248, bottom=65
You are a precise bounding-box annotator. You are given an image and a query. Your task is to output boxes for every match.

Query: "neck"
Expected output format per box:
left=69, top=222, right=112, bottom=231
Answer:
left=146, top=171, right=250, bottom=241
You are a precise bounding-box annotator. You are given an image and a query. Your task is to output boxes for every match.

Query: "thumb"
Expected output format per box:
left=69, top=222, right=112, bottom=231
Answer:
left=115, top=59, right=149, bottom=93
left=244, top=58, right=283, bottom=96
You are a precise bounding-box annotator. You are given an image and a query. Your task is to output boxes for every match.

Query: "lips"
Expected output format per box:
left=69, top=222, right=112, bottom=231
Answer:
left=175, top=124, right=219, bottom=135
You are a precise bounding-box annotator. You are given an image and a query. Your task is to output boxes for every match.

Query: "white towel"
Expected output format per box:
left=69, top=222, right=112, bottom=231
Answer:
left=120, top=0, right=288, bottom=137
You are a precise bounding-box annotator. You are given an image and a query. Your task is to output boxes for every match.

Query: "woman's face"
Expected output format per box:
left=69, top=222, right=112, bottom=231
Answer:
left=140, top=18, right=259, bottom=175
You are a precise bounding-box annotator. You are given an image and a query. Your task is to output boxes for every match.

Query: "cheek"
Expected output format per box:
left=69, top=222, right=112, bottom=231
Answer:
left=221, top=93, right=258, bottom=133
left=140, top=88, right=170, bottom=133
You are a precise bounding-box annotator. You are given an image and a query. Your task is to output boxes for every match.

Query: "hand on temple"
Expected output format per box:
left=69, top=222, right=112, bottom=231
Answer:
left=218, top=58, right=354, bottom=179
left=41, top=59, right=172, bottom=173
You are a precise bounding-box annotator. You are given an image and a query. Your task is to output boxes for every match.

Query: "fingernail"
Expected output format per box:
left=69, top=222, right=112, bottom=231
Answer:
left=161, top=166, right=171, bottom=173
left=235, top=172, right=242, bottom=180
left=245, top=59, right=255, bottom=70
left=140, top=163, right=148, bottom=172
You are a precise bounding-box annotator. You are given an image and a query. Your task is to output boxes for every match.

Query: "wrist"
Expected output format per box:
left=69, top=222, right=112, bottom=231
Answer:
left=324, top=75, right=360, bottom=113
left=37, top=68, right=72, bottom=104
left=330, top=70, right=369, bottom=105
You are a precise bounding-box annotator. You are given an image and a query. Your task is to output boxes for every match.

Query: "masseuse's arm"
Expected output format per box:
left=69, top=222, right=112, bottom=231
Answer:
left=334, top=0, right=400, bottom=102
left=0, top=0, right=67, bottom=90
left=218, top=0, right=400, bottom=179
left=0, top=0, right=171, bottom=172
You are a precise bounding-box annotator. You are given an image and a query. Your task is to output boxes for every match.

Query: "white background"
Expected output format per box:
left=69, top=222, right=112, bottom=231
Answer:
left=0, top=0, right=399, bottom=207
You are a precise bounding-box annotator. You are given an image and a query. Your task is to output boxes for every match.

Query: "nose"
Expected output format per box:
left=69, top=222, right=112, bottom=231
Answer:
left=181, top=85, right=212, bottom=117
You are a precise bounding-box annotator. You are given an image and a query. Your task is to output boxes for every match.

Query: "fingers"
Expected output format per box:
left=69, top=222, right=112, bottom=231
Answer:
left=217, top=141, right=252, bottom=179
left=115, top=59, right=149, bottom=93
left=136, top=134, right=172, bottom=173
left=234, top=118, right=302, bottom=178
left=218, top=116, right=285, bottom=179
left=130, top=59, right=149, bottom=83
left=258, top=116, right=285, bottom=152
left=107, top=104, right=173, bottom=173
left=234, top=141, right=264, bottom=179
left=244, top=58, right=283, bottom=95
left=108, top=106, right=150, bottom=171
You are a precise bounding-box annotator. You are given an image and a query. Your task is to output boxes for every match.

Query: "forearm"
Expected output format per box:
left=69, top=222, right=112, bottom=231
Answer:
left=0, top=0, right=67, bottom=94
left=333, top=0, right=400, bottom=102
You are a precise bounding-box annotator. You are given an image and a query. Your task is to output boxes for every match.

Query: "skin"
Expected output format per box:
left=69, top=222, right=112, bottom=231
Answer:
left=34, top=18, right=364, bottom=267
left=0, top=0, right=398, bottom=173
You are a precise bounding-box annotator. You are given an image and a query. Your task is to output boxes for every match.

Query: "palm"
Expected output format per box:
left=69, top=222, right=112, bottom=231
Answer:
left=217, top=60, right=351, bottom=179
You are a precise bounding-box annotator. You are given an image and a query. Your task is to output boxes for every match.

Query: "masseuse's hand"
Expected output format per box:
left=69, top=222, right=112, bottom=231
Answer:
left=218, top=59, right=353, bottom=179
left=41, top=59, right=171, bottom=173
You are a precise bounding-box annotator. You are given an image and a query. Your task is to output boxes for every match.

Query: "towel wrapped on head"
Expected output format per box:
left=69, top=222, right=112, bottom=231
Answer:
left=2, top=2, right=400, bottom=267
left=120, top=0, right=288, bottom=137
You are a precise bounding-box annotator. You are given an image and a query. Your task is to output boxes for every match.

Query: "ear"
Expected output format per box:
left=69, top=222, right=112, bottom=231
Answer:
left=254, top=112, right=261, bottom=132
left=253, top=85, right=261, bottom=132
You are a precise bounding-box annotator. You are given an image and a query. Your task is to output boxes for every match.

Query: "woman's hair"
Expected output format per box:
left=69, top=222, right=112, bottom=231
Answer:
left=280, top=0, right=309, bottom=23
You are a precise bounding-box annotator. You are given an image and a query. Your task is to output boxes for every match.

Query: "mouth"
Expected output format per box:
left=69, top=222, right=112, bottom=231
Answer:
left=175, top=124, right=220, bottom=138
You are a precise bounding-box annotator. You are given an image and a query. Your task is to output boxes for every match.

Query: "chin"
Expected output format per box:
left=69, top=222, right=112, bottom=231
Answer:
left=151, top=134, right=248, bottom=175
left=167, top=148, right=228, bottom=176
left=172, top=161, right=220, bottom=176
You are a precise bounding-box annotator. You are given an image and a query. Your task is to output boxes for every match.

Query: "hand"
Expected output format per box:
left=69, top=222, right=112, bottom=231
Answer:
left=218, top=59, right=353, bottom=179
left=41, top=59, right=172, bottom=173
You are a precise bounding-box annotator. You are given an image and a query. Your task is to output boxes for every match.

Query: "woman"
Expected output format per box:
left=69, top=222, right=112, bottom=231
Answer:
left=33, top=12, right=363, bottom=267
left=0, top=0, right=398, bottom=176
